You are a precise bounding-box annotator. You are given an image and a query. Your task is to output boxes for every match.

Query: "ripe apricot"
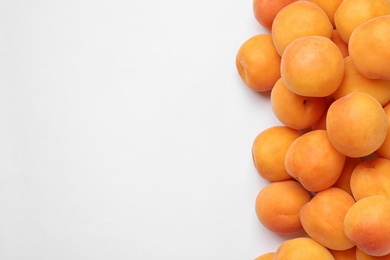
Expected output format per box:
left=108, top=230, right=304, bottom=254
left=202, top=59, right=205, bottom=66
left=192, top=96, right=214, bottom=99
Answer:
left=333, top=56, right=390, bottom=106
left=300, top=187, right=355, bottom=250
left=307, top=0, right=343, bottom=28
left=330, top=29, right=349, bottom=58
left=334, top=0, right=390, bottom=43
left=350, top=158, right=390, bottom=201
left=273, top=237, right=335, bottom=260
left=356, top=247, right=390, bottom=260
left=270, top=79, right=328, bottom=130
left=254, top=252, right=275, bottom=260
left=281, top=36, right=344, bottom=97
left=376, top=103, right=390, bottom=159
left=271, top=1, right=333, bottom=55
left=344, top=196, right=390, bottom=257
left=349, top=15, right=390, bottom=80
left=252, top=126, right=300, bottom=181
left=329, top=247, right=357, bottom=260
left=236, top=34, right=281, bottom=92
left=252, top=0, right=297, bottom=31
left=255, top=180, right=312, bottom=234
left=285, top=130, right=346, bottom=192
left=332, top=157, right=361, bottom=196
left=326, top=92, right=388, bottom=158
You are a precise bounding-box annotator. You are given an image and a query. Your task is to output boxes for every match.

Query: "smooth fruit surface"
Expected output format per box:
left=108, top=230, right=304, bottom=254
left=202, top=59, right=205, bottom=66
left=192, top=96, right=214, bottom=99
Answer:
left=236, top=34, right=281, bottom=92
left=326, top=92, right=388, bottom=158
left=281, top=36, right=344, bottom=97
left=349, top=15, right=390, bottom=80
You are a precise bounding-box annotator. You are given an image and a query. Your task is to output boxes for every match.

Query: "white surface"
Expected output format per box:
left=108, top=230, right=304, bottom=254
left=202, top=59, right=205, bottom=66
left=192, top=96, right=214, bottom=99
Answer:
left=0, top=1, right=289, bottom=259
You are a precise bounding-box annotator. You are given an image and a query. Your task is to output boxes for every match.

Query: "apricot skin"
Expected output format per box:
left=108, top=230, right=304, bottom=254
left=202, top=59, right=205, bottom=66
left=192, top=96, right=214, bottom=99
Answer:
left=326, top=92, right=388, bottom=158
left=376, top=103, right=390, bottom=159
left=307, top=0, right=343, bottom=28
left=254, top=252, right=275, bottom=260
left=271, top=1, right=333, bottom=55
left=334, top=0, right=390, bottom=43
left=356, top=247, right=390, bottom=260
left=271, top=78, right=328, bottom=130
left=350, top=158, right=390, bottom=201
left=252, top=0, right=297, bottom=31
left=255, top=180, right=312, bottom=234
left=252, top=126, right=300, bottom=182
left=300, top=187, right=355, bottom=251
left=344, top=196, right=390, bottom=257
left=332, top=157, right=361, bottom=196
left=333, top=56, right=390, bottom=106
left=236, top=34, right=281, bottom=92
left=329, top=247, right=357, bottom=260
left=281, top=36, right=344, bottom=97
left=273, top=237, right=335, bottom=260
left=331, top=29, right=349, bottom=58
left=349, top=15, right=390, bottom=80
left=285, top=130, right=346, bottom=192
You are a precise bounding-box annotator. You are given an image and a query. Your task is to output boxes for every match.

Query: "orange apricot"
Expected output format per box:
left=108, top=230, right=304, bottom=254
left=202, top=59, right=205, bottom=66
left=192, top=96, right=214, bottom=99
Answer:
left=253, top=0, right=297, bottom=31
left=271, top=1, right=333, bottom=55
left=300, top=187, right=355, bottom=251
left=350, top=157, right=390, bottom=201
left=255, top=180, right=312, bottom=234
left=307, top=0, right=343, bottom=28
left=376, top=103, right=390, bottom=159
left=270, top=78, right=328, bottom=130
left=273, top=237, right=335, bottom=260
left=356, top=247, right=390, bottom=260
left=281, top=36, right=344, bottom=97
left=326, top=92, right=388, bottom=158
left=332, top=157, right=361, bottom=196
left=344, top=196, right=390, bottom=257
left=285, top=130, right=346, bottom=192
left=349, top=15, right=390, bottom=80
left=333, top=56, right=390, bottom=106
left=334, top=0, right=390, bottom=43
left=236, top=34, right=281, bottom=92
left=331, top=29, right=349, bottom=58
left=254, top=252, right=275, bottom=260
left=252, top=126, right=300, bottom=181
left=329, top=247, right=357, bottom=260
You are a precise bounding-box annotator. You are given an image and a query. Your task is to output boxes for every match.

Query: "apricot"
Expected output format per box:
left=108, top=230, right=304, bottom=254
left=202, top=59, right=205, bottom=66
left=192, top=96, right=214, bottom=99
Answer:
left=254, top=252, right=275, bottom=260
left=307, top=0, right=343, bottom=28
left=281, top=36, right=344, bottom=97
left=252, top=0, right=297, bottom=31
left=271, top=1, right=333, bottom=55
left=334, top=0, right=390, bottom=43
left=349, top=15, right=390, bottom=80
left=333, top=157, right=361, bottom=196
left=252, top=126, right=300, bottom=181
left=300, top=187, right=355, bottom=250
left=270, top=78, right=328, bottom=130
left=356, top=247, right=390, bottom=260
left=350, top=158, right=390, bottom=201
left=333, top=57, right=390, bottom=106
left=255, top=180, right=312, bottom=234
left=329, top=247, right=357, bottom=260
left=285, top=130, right=346, bottom=192
left=273, top=237, right=335, bottom=260
left=326, top=92, right=388, bottom=158
left=376, top=103, right=390, bottom=159
left=331, top=29, right=349, bottom=58
left=235, top=34, right=281, bottom=92
left=344, top=196, right=390, bottom=257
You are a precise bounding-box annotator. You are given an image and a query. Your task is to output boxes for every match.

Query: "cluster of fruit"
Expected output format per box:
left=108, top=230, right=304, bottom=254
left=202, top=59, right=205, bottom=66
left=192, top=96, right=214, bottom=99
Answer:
left=235, top=0, right=390, bottom=259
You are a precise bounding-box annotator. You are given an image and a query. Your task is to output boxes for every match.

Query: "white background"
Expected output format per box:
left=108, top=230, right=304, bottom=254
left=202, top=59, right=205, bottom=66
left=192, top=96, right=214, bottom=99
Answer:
left=0, top=0, right=293, bottom=259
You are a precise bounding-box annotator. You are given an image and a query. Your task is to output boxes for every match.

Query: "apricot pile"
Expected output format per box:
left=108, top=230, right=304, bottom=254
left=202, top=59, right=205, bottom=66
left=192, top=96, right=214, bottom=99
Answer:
left=236, top=0, right=390, bottom=259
